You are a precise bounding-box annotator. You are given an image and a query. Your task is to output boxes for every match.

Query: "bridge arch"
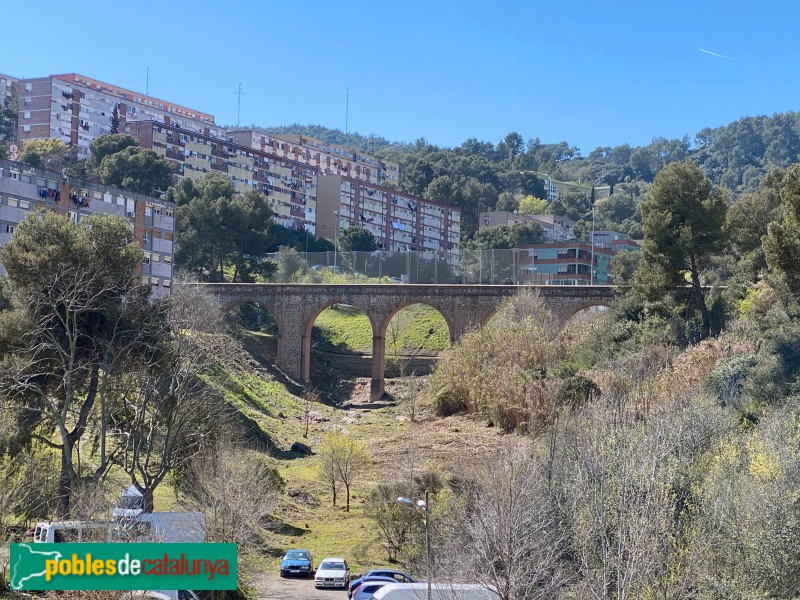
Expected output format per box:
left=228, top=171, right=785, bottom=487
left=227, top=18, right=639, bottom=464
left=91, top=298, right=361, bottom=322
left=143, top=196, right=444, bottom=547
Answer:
left=558, top=299, right=614, bottom=325
left=301, top=300, right=377, bottom=383
left=367, top=302, right=454, bottom=398
left=188, top=283, right=620, bottom=398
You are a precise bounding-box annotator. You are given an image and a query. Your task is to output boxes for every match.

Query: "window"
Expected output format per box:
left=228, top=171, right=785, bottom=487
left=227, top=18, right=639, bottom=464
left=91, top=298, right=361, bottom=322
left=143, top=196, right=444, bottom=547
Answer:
left=23, top=111, right=30, bottom=119
left=164, top=255, right=172, bottom=264
left=145, top=205, right=152, bottom=217
left=19, top=200, right=29, bottom=210
left=23, top=125, right=31, bottom=133
left=5, top=225, right=14, bottom=234
left=152, top=253, right=160, bottom=262
left=143, top=254, right=151, bottom=265
left=24, top=83, right=32, bottom=91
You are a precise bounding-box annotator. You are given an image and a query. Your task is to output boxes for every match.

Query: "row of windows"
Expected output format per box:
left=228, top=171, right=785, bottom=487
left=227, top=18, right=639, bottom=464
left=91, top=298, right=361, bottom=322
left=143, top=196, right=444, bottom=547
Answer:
left=142, top=252, right=172, bottom=265
left=141, top=275, right=172, bottom=287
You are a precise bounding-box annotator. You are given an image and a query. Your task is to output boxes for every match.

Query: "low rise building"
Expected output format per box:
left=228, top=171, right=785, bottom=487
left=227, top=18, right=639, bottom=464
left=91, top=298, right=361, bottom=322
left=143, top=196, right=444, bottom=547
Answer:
left=316, top=175, right=461, bottom=266
left=127, top=120, right=317, bottom=233
left=516, top=242, right=616, bottom=285
left=0, top=158, right=175, bottom=296
left=479, top=210, right=577, bottom=243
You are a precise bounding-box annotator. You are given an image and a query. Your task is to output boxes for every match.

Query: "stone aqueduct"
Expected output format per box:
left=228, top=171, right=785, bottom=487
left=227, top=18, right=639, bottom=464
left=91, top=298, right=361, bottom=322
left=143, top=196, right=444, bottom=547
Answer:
left=188, top=284, right=618, bottom=400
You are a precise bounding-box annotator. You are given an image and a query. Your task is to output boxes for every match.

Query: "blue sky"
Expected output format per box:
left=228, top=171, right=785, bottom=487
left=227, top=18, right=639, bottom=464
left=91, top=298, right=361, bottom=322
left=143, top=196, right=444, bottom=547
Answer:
left=3, top=0, right=798, bottom=153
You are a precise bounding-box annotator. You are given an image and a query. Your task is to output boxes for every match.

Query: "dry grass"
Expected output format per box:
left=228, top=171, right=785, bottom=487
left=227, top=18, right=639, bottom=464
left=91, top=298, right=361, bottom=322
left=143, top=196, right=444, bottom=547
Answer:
left=588, top=333, right=759, bottom=417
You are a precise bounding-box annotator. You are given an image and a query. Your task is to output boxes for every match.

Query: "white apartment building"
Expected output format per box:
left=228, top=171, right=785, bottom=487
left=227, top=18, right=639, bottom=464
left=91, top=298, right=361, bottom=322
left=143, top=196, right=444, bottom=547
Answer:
left=228, top=130, right=400, bottom=188
left=17, top=73, right=224, bottom=159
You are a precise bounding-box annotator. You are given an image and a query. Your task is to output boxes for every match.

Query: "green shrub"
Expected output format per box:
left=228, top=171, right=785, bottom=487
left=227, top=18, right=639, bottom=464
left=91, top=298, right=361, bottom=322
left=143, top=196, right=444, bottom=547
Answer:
left=432, top=387, right=467, bottom=416
left=703, top=354, right=757, bottom=407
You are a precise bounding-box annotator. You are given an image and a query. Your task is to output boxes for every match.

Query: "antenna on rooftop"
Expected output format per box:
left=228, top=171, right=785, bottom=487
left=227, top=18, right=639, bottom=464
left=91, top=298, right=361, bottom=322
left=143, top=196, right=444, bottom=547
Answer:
left=236, top=83, right=244, bottom=128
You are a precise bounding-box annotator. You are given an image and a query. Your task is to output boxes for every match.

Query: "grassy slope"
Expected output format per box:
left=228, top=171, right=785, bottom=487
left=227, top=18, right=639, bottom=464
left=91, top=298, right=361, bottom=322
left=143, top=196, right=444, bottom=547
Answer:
left=313, top=304, right=451, bottom=353
left=193, top=323, right=505, bottom=574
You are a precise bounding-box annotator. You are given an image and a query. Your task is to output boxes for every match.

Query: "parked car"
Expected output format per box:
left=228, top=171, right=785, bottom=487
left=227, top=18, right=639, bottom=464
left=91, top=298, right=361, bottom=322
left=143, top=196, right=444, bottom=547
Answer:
left=349, top=569, right=416, bottom=599
left=352, top=577, right=405, bottom=600
left=118, top=591, right=201, bottom=600
left=314, top=557, right=350, bottom=589
left=370, top=582, right=500, bottom=600
left=279, top=549, right=313, bottom=578
left=388, top=277, right=404, bottom=283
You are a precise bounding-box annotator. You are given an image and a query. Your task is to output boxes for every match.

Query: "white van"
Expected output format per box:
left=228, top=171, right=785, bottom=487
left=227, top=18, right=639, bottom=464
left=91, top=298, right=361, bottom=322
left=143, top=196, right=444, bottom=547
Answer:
left=33, top=520, right=113, bottom=543
left=111, top=512, right=206, bottom=543
left=34, top=512, right=206, bottom=544
left=370, top=582, right=500, bottom=600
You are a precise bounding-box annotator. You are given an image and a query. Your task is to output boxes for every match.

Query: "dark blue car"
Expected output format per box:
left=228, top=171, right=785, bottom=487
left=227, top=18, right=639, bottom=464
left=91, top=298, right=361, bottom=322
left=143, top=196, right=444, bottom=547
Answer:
left=279, top=549, right=314, bottom=578
left=348, top=569, right=415, bottom=599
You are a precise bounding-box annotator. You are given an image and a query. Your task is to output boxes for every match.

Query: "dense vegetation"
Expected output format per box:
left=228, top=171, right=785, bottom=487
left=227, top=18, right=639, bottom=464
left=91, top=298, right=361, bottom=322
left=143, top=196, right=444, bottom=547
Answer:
left=355, top=161, right=800, bottom=599
left=259, top=111, right=800, bottom=241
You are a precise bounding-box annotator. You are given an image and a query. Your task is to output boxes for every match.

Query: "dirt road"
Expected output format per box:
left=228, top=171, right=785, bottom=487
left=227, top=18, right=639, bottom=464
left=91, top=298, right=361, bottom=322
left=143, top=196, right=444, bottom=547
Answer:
left=254, top=572, right=350, bottom=600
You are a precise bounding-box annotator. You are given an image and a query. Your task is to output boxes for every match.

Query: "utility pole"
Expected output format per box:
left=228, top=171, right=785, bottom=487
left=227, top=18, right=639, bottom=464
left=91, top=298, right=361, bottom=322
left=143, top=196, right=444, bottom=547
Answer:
left=236, top=83, right=244, bottom=128
left=590, top=185, right=596, bottom=285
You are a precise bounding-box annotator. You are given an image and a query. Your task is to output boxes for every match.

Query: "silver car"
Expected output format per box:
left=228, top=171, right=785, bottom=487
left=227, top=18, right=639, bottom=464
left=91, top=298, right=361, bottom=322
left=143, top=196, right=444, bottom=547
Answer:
left=314, top=557, right=350, bottom=589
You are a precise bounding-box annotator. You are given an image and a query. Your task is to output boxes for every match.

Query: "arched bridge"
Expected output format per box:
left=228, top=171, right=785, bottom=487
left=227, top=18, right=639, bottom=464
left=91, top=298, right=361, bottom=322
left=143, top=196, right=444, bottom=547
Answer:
left=186, top=283, right=618, bottom=400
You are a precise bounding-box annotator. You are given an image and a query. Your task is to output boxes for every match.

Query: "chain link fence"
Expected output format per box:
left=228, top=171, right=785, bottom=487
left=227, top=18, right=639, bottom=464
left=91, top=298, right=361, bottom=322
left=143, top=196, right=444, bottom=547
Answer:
left=267, top=249, right=557, bottom=285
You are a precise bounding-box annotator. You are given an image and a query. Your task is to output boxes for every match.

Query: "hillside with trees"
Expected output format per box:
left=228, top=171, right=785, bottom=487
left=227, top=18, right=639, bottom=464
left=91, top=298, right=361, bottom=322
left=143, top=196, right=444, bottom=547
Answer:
left=255, top=110, right=800, bottom=243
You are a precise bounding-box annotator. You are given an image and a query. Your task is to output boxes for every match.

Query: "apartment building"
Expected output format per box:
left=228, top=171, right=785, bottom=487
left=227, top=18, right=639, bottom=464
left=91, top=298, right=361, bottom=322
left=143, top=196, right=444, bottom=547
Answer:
left=516, top=242, right=616, bottom=285
left=479, top=210, right=577, bottom=242
left=540, top=176, right=611, bottom=202
left=1, top=73, right=17, bottom=113
left=127, top=120, right=317, bottom=233
left=593, top=230, right=640, bottom=251
left=16, top=73, right=224, bottom=159
left=316, top=175, right=460, bottom=266
left=0, top=158, right=175, bottom=296
left=228, top=130, right=400, bottom=187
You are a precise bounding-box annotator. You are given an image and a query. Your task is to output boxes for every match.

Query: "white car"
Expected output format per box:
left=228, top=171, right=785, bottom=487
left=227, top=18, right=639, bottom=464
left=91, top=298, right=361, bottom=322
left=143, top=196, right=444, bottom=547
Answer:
left=118, top=591, right=201, bottom=600
left=315, top=557, right=350, bottom=589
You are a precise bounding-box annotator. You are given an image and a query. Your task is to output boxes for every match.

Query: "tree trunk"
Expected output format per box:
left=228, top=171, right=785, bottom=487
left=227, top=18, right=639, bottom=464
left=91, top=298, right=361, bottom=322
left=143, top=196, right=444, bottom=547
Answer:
left=345, top=482, right=350, bottom=513
left=690, top=256, right=710, bottom=338
left=58, top=448, right=73, bottom=518
left=142, top=489, right=155, bottom=513
left=332, top=483, right=337, bottom=507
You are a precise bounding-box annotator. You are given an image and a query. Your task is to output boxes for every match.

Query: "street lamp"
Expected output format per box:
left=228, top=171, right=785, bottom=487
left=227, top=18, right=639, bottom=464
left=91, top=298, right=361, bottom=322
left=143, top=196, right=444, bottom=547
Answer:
left=397, top=491, right=431, bottom=600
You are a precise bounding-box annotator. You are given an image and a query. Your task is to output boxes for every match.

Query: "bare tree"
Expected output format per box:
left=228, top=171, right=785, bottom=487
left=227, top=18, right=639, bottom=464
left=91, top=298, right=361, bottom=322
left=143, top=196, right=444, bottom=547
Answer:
left=111, top=280, right=226, bottom=511
left=365, top=482, right=423, bottom=564
left=318, top=432, right=370, bottom=512
left=186, top=444, right=283, bottom=600
left=445, top=446, right=571, bottom=600
left=302, top=388, right=319, bottom=439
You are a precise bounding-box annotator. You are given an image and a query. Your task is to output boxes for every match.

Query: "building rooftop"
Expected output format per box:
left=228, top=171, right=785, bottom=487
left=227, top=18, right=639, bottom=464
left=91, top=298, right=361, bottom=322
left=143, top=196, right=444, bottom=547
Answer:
left=50, top=73, right=215, bottom=124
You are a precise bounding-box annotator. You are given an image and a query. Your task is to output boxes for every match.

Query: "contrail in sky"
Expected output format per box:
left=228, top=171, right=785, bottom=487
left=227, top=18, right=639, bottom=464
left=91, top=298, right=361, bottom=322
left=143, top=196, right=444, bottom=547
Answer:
left=698, top=48, right=735, bottom=61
